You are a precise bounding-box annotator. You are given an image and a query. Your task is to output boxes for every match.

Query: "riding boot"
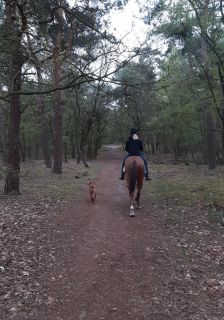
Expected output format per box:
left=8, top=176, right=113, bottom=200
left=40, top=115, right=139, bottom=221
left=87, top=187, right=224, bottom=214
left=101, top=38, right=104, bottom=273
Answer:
left=119, top=173, right=125, bottom=180
left=145, top=174, right=151, bottom=181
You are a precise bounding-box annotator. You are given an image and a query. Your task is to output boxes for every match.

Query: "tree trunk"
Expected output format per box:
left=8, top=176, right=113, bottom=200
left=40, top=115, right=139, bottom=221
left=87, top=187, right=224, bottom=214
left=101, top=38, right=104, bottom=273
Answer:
left=71, top=144, right=76, bottom=158
left=206, top=111, right=216, bottom=169
left=21, top=132, right=27, bottom=162
left=221, top=121, right=224, bottom=164
left=81, top=150, right=89, bottom=168
left=4, top=90, right=22, bottom=194
left=217, top=64, right=224, bottom=157
left=52, top=26, right=63, bottom=174
left=201, top=2, right=216, bottom=169
left=64, top=142, right=68, bottom=163
left=151, top=136, right=156, bottom=155
left=173, top=145, right=178, bottom=162
left=76, top=146, right=81, bottom=164
left=20, top=142, right=26, bottom=162
left=36, top=67, right=52, bottom=168
left=4, top=1, right=23, bottom=194
left=27, top=136, right=32, bottom=159
left=35, top=138, right=39, bottom=160
left=0, top=102, right=8, bottom=162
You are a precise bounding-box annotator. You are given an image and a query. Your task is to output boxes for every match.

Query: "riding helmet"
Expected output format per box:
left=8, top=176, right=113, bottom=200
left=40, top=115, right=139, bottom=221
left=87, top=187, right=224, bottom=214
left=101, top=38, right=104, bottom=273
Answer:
left=130, top=128, right=138, bottom=135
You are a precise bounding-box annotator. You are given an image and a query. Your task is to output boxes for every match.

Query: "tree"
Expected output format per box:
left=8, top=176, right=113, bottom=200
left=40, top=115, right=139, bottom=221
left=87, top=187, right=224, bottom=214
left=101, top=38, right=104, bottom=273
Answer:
left=3, top=0, right=25, bottom=194
left=0, top=0, right=131, bottom=193
left=112, top=58, right=156, bottom=150
left=145, top=0, right=223, bottom=166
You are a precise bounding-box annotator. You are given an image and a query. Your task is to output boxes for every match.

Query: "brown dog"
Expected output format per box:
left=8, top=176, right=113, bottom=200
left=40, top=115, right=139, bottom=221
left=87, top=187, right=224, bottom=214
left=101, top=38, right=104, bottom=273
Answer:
left=88, top=181, right=96, bottom=203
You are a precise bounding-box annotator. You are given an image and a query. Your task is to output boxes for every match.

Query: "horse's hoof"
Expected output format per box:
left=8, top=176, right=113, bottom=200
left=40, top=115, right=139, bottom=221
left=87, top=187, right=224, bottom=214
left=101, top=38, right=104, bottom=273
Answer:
left=129, top=205, right=135, bottom=217
left=134, top=202, right=142, bottom=209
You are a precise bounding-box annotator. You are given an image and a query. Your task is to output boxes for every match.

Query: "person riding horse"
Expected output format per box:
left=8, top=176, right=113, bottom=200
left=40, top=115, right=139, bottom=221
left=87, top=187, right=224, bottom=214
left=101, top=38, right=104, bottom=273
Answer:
left=119, top=128, right=150, bottom=181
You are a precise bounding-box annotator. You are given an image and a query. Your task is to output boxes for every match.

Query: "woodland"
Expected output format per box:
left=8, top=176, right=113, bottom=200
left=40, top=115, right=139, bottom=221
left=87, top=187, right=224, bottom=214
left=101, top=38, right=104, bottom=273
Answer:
left=1, top=1, right=224, bottom=319
left=0, top=0, right=224, bottom=194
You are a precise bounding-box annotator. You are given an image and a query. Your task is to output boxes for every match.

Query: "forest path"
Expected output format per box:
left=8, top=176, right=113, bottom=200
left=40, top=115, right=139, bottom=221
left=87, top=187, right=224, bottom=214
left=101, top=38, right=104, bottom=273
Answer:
left=36, top=145, right=168, bottom=320
left=2, top=146, right=223, bottom=320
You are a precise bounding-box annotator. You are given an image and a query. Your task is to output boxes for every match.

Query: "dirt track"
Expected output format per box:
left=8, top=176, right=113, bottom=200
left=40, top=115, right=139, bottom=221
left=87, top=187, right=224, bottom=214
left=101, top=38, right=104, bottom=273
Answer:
left=4, top=146, right=223, bottom=320
left=35, top=146, right=171, bottom=320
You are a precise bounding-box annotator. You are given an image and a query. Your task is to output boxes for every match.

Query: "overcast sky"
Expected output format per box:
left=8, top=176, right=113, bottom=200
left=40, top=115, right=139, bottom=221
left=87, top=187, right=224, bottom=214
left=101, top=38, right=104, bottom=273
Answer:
left=109, top=0, right=148, bottom=48
left=68, top=0, right=148, bottom=49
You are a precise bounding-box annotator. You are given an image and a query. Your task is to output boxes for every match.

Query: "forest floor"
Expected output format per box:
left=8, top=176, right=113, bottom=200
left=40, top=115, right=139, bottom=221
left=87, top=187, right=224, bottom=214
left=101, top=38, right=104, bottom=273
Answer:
left=1, top=146, right=224, bottom=320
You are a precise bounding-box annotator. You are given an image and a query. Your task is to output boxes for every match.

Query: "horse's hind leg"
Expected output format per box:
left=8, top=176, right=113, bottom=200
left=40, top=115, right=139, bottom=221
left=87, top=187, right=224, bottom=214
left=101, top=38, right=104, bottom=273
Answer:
left=129, top=193, right=135, bottom=217
left=135, top=190, right=142, bottom=209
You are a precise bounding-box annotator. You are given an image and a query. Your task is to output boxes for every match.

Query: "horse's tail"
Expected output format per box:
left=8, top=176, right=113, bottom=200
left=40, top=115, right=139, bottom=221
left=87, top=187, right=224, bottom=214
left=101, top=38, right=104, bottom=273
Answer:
left=129, top=160, right=137, bottom=194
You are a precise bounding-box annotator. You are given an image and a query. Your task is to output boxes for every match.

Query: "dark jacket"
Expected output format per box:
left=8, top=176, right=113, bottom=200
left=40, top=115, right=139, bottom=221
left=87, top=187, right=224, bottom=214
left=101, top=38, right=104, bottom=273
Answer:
left=125, top=137, right=143, bottom=156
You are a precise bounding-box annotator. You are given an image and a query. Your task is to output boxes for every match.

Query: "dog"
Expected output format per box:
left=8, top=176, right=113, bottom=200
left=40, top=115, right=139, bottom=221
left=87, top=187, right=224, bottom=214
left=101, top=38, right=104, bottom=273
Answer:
left=88, top=181, right=96, bottom=203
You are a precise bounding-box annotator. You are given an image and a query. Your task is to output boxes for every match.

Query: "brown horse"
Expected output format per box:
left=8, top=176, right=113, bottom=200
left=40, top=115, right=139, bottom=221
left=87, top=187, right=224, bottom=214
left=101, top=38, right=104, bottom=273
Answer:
left=124, top=156, right=144, bottom=216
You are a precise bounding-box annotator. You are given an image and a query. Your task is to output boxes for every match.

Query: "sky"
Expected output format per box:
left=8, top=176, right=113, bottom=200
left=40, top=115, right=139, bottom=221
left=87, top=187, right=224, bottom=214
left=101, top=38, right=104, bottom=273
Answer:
left=66, top=0, right=164, bottom=79
left=109, top=0, right=148, bottom=49
left=68, top=0, right=149, bottom=50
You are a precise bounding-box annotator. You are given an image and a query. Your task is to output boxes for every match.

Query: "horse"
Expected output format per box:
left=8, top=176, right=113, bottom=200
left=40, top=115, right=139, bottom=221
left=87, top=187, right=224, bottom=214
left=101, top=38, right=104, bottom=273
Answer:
left=124, top=156, right=144, bottom=217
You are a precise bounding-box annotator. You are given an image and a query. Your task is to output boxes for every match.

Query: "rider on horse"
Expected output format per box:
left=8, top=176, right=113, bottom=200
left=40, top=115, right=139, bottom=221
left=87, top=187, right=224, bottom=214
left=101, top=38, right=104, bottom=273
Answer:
left=119, top=128, right=150, bottom=181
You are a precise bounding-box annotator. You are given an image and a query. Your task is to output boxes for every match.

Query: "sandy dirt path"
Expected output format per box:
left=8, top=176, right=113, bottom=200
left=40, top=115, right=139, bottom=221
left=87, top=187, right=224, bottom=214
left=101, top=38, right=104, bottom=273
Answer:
left=35, top=146, right=169, bottom=320
left=2, top=146, right=224, bottom=320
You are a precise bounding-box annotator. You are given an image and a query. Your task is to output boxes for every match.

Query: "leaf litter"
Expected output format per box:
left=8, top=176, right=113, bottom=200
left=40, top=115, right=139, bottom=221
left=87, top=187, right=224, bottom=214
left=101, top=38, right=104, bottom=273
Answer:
left=0, top=160, right=94, bottom=319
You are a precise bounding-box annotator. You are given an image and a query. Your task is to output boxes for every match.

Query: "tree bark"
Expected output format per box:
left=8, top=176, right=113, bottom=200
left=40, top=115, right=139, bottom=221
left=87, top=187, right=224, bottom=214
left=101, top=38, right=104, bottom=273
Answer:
left=36, top=67, right=52, bottom=168
left=4, top=0, right=24, bottom=194
left=217, top=64, right=224, bottom=155
left=4, top=89, right=22, bottom=194
left=151, top=135, right=156, bottom=155
left=70, top=136, right=76, bottom=158
left=19, top=142, right=26, bottom=162
left=35, top=138, right=39, bottom=160
left=76, top=146, right=81, bottom=164
left=0, top=102, right=8, bottom=162
left=201, top=1, right=216, bottom=169
left=64, top=142, right=68, bottom=163
left=52, top=19, right=63, bottom=174
left=206, top=111, right=216, bottom=169
left=81, top=149, right=89, bottom=168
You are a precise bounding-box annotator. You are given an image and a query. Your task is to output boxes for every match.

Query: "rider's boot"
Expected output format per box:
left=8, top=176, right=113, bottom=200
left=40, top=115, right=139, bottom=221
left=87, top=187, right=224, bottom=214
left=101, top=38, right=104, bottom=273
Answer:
left=145, top=173, right=151, bottom=181
left=119, top=173, right=125, bottom=180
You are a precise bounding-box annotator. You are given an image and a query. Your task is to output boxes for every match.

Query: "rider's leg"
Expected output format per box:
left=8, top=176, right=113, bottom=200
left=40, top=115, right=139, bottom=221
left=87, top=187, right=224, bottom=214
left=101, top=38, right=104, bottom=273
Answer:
left=119, top=159, right=125, bottom=180
left=140, top=153, right=150, bottom=180
left=119, top=155, right=129, bottom=180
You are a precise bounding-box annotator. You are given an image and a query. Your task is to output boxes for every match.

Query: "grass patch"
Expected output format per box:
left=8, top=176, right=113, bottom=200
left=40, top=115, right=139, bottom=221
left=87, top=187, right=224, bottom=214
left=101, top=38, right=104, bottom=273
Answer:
left=145, top=164, right=224, bottom=207
left=207, top=209, right=224, bottom=226
left=0, top=160, right=98, bottom=201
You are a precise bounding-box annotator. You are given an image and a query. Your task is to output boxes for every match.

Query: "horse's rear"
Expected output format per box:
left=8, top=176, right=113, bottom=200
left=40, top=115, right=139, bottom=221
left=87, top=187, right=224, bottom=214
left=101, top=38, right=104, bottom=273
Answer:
left=125, top=156, right=144, bottom=216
